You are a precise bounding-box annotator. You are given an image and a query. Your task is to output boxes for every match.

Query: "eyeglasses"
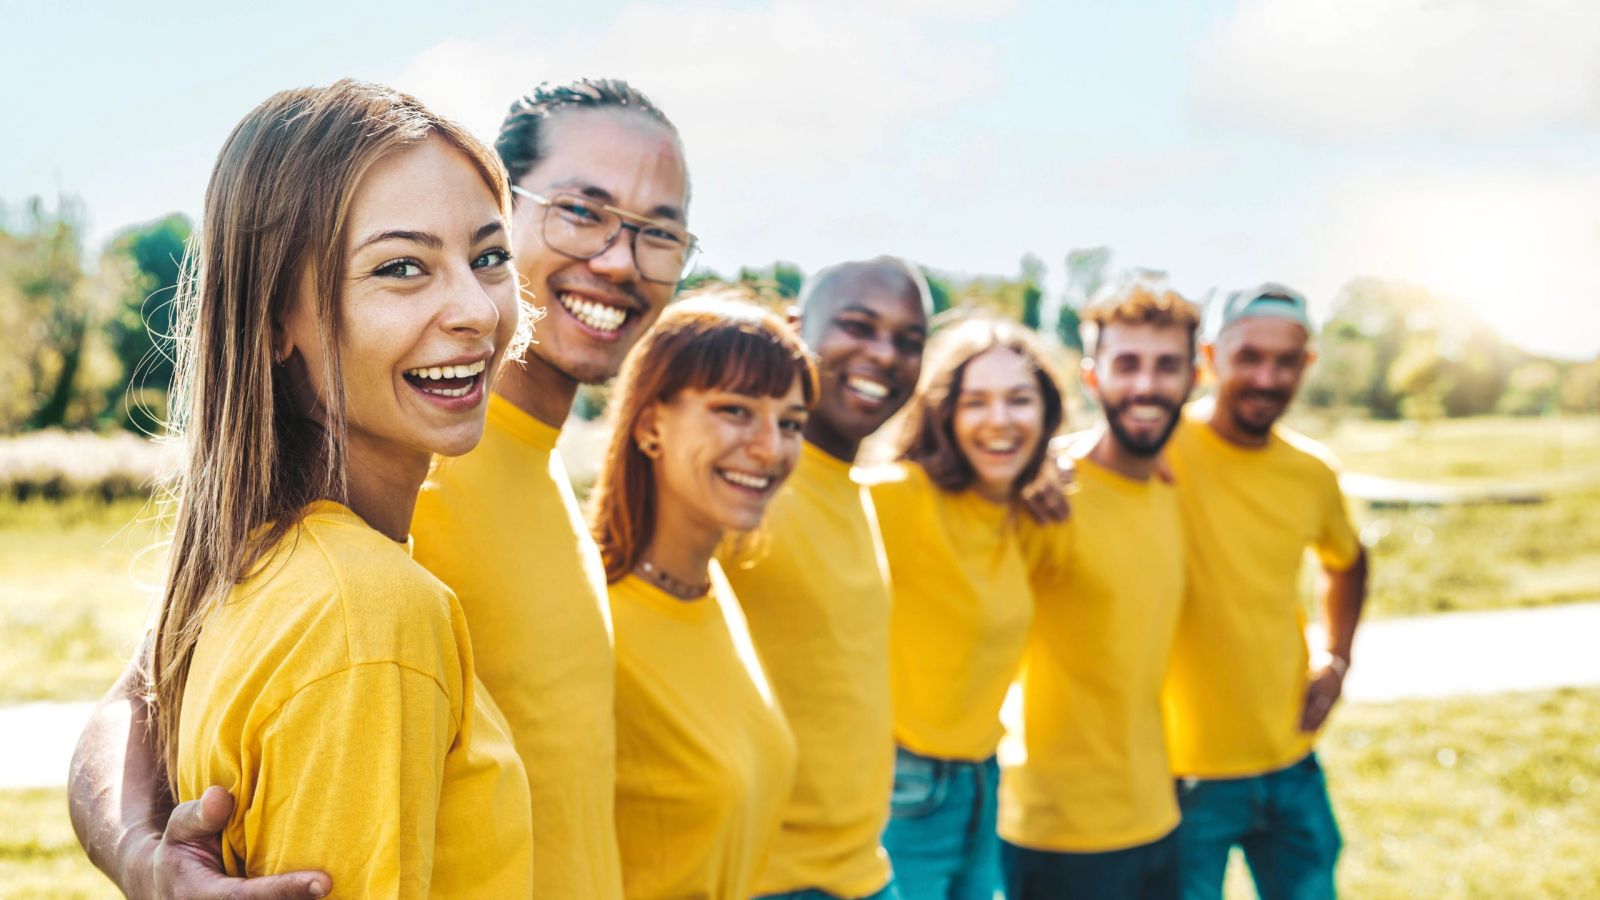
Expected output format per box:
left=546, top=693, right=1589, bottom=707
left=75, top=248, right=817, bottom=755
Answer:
left=511, top=186, right=699, bottom=285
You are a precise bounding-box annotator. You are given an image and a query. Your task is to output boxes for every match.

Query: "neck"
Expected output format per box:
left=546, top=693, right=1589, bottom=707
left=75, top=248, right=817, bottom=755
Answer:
left=639, top=518, right=722, bottom=596
left=1088, top=426, right=1160, bottom=482
left=803, top=418, right=860, bottom=464
left=495, top=351, right=578, bottom=430
left=343, top=439, right=431, bottom=542
left=1205, top=402, right=1271, bottom=449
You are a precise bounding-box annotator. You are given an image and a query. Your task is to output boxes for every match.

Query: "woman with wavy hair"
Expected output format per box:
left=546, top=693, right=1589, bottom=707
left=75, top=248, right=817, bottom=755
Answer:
left=149, top=80, right=534, bottom=893
left=862, top=316, right=1065, bottom=899
left=588, top=295, right=816, bottom=899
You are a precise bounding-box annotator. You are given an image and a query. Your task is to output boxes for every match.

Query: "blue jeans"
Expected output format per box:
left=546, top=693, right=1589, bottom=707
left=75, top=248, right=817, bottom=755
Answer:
left=1174, top=753, right=1341, bottom=900
left=759, top=885, right=901, bottom=900
left=1001, top=829, right=1180, bottom=899
left=881, top=746, right=1002, bottom=900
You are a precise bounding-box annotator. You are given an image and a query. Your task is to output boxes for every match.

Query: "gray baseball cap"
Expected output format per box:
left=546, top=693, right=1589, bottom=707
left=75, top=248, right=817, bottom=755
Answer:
left=1218, top=283, right=1315, bottom=336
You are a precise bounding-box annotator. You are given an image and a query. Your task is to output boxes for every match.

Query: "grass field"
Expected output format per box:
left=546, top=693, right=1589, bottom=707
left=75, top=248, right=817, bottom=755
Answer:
left=0, top=415, right=1596, bottom=704
left=5, top=687, right=1596, bottom=898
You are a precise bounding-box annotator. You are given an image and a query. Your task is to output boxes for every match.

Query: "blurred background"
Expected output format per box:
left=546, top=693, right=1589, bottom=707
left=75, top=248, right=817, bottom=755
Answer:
left=2, top=1, right=1597, bottom=896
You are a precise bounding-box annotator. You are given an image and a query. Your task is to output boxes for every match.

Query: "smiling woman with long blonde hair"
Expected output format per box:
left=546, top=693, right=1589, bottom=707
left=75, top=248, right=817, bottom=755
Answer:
left=148, top=80, right=534, bottom=894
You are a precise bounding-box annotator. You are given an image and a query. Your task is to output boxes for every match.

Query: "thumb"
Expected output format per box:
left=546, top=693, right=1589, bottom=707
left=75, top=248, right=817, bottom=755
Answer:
left=167, top=785, right=234, bottom=842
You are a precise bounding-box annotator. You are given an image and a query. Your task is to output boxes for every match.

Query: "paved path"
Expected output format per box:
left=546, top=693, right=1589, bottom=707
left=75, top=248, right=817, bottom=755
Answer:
left=5, top=602, right=1600, bottom=791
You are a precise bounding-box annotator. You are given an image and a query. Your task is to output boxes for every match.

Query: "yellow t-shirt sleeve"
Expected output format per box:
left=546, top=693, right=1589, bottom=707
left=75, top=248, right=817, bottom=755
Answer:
left=1314, top=467, right=1361, bottom=572
left=244, top=661, right=457, bottom=897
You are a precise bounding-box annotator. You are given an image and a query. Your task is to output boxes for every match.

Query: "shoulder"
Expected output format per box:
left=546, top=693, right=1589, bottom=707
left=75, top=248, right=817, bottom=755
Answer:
left=277, top=511, right=463, bottom=674
left=1271, top=425, right=1344, bottom=479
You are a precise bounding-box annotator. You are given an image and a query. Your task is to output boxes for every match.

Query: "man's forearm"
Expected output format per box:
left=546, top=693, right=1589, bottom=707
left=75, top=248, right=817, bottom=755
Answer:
left=68, top=660, right=169, bottom=900
left=1321, top=547, right=1369, bottom=663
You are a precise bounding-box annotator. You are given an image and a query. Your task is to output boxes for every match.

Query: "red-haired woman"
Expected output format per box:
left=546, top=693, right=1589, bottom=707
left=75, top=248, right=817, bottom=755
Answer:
left=589, top=295, right=817, bottom=899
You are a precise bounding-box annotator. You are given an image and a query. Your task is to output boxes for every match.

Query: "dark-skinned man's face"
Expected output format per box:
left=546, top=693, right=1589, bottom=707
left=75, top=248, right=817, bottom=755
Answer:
left=801, top=270, right=928, bottom=447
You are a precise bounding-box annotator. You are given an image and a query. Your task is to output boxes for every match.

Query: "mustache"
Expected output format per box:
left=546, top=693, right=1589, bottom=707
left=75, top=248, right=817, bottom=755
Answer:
left=1108, top=395, right=1181, bottom=416
left=1241, top=388, right=1291, bottom=405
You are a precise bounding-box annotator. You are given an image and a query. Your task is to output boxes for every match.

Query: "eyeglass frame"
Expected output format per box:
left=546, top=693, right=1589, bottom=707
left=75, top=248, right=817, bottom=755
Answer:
left=510, top=185, right=699, bottom=285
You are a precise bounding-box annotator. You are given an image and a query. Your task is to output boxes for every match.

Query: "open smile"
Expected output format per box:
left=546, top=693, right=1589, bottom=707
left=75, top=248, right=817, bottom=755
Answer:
left=402, top=358, right=489, bottom=408
left=716, top=467, right=778, bottom=496
left=556, top=291, right=633, bottom=338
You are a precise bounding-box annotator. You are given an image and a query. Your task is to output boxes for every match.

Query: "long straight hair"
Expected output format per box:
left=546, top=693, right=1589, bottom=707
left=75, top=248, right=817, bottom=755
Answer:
left=896, top=317, right=1065, bottom=498
left=588, top=294, right=818, bottom=584
left=149, top=80, right=510, bottom=794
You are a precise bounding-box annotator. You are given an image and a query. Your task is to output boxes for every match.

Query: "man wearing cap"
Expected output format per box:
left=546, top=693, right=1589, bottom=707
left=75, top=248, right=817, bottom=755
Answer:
left=1162, top=284, right=1369, bottom=900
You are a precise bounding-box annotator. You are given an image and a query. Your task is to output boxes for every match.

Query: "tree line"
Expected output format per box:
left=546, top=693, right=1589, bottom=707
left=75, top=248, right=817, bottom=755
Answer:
left=3, top=196, right=1596, bottom=436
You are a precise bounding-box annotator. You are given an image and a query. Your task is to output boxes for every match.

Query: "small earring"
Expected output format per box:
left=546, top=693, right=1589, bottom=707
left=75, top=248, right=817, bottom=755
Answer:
left=272, top=348, right=288, bottom=366
left=639, top=438, right=660, bottom=456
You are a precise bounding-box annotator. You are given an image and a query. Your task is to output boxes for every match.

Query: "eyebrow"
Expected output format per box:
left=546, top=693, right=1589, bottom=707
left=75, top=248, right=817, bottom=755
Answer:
left=353, top=220, right=504, bottom=254
left=836, top=304, right=929, bottom=334
left=547, top=178, right=684, bottom=222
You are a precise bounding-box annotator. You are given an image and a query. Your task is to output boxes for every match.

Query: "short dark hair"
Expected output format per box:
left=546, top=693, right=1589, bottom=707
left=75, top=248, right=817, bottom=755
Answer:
left=495, top=78, right=679, bottom=186
left=896, top=317, right=1065, bottom=498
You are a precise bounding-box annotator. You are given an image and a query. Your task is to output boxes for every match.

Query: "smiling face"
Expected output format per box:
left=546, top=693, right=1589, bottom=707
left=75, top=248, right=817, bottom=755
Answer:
left=1085, top=321, right=1196, bottom=457
left=800, top=267, right=928, bottom=459
left=1206, top=317, right=1313, bottom=439
left=511, top=109, right=689, bottom=386
left=279, top=135, right=517, bottom=471
left=952, top=347, right=1047, bottom=502
left=640, top=380, right=808, bottom=538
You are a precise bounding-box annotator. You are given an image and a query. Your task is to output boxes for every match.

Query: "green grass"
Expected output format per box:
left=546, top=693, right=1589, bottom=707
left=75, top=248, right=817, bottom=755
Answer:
left=1224, top=687, right=1600, bottom=899
left=0, top=786, right=116, bottom=898
left=0, top=496, right=163, bottom=704
left=5, top=688, right=1596, bottom=897
left=1287, top=415, right=1600, bottom=619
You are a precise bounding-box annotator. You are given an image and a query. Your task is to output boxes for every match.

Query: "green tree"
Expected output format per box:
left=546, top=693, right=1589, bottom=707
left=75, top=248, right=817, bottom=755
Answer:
left=923, top=269, right=953, bottom=314
left=105, top=213, right=191, bottom=431
left=1560, top=358, right=1600, bottom=413
left=1500, top=360, right=1562, bottom=416
left=1018, top=253, right=1045, bottom=331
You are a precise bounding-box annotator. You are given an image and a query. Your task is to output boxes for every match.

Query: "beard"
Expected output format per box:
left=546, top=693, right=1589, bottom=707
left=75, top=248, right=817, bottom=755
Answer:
left=1101, top=394, right=1184, bottom=458
left=1228, top=388, right=1292, bottom=436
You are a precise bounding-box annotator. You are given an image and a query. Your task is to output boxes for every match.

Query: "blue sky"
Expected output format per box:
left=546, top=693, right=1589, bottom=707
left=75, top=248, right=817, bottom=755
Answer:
left=4, top=0, right=1597, bottom=358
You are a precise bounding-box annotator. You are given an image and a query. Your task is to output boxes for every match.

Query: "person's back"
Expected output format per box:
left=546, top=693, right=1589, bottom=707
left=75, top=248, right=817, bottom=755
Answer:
left=180, top=502, right=533, bottom=895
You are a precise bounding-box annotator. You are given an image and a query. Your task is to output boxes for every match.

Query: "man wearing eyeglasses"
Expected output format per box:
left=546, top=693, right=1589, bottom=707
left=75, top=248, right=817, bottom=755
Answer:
left=67, top=79, right=694, bottom=900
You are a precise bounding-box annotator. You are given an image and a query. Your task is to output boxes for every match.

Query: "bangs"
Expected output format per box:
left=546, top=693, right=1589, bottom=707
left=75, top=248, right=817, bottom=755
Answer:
left=663, top=319, right=817, bottom=406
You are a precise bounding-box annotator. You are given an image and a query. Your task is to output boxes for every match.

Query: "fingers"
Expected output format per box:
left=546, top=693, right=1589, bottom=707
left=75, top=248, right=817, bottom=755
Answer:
left=1299, top=671, right=1342, bottom=732
left=214, top=871, right=332, bottom=899
left=163, top=788, right=232, bottom=844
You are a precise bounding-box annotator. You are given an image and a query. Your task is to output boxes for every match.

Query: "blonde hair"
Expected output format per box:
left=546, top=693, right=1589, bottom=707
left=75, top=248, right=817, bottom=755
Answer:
left=149, top=80, right=511, bottom=794
left=1081, top=279, right=1201, bottom=358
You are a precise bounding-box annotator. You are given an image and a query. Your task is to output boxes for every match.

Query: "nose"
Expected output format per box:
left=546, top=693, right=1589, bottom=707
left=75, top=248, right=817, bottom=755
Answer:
left=747, top=413, right=782, bottom=464
left=442, top=266, right=501, bottom=339
left=861, top=330, right=897, bottom=368
left=1131, top=366, right=1159, bottom=396
left=587, top=227, right=641, bottom=284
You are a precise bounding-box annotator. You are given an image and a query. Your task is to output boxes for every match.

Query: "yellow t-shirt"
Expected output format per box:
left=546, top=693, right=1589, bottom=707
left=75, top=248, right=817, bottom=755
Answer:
left=178, top=501, right=533, bottom=897
left=1163, top=408, right=1362, bottom=777
left=724, top=441, right=895, bottom=897
left=611, top=562, right=798, bottom=899
left=412, top=394, right=621, bottom=898
left=1001, top=457, right=1185, bottom=853
left=866, top=461, right=1034, bottom=762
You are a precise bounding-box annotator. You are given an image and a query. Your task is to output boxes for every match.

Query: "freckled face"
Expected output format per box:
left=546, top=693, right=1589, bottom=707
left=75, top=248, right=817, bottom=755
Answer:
left=952, top=348, right=1046, bottom=502
left=641, top=381, right=809, bottom=536
left=281, top=136, right=518, bottom=469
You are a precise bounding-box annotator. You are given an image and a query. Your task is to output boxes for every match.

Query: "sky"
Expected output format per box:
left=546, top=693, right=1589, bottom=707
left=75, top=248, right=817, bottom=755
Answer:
left=3, top=0, right=1597, bottom=359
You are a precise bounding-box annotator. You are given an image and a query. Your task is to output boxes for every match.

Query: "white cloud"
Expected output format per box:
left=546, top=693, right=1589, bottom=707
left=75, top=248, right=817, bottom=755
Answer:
left=1291, top=166, right=1600, bottom=358
left=1193, top=0, right=1600, bottom=138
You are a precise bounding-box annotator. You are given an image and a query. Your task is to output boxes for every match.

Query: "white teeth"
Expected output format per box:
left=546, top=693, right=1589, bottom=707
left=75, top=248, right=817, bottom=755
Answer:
left=720, top=470, right=772, bottom=491
left=1126, top=404, right=1166, bottom=423
left=978, top=440, right=1019, bottom=453
left=846, top=375, right=889, bottom=400
left=559, top=293, right=628, bottom=333
left=405, top=359, right=487, bottom=380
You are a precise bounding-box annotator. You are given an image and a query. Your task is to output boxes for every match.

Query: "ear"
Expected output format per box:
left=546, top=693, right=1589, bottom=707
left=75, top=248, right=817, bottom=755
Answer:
left=1303, top=347, right=1319, bottom=371
left=1079, top=355, right=1098, bottom=393
left=270, top=319, right=295, bottom=366
left=785, top=304, right=801, bottom=331
left=632, top=404, right=663, bottom=459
